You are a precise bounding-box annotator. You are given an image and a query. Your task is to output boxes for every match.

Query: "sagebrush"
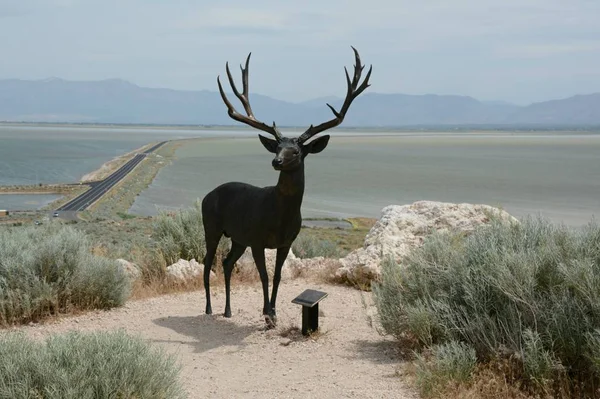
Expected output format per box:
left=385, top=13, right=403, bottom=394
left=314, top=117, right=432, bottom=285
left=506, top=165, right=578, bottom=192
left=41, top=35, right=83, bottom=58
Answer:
left=292, top=232, right=345, bottom=259
left=0, top=330, right=185, bottom=399
left=153, top=199, right=229, bottom=265
left=374, top=216, right=600, bottom=397
left=0, top=223, right=130, bottom=325
left=415, top=341, right=477, bottom=397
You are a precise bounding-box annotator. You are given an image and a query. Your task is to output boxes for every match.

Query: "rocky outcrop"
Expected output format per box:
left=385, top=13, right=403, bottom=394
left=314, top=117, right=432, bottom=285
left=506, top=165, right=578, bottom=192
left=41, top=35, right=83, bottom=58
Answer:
left=236, top=248, right=298, bottom=281
left=116, top=259, right=141, bottom=281
left=160, top=201, right=516, bottom=288
left=235, top=248, right=344, bottom=281
left=166, top=258, right=215, bottom=281
left=336, top=201, right=518, bottom=287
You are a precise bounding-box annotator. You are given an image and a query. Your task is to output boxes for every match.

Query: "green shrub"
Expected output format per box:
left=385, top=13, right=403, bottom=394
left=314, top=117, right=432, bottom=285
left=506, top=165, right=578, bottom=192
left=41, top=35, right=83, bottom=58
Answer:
left=152, top=200, right=229, bottom=265
left=0, top=330, right=185, bottom=399
left=153, top=200, right=206, bottom=264
left=0, top=223, right=129, bottom=325
left=522, top=329, right=560, bottom=389
left=415, top=341, right=477, bottom=397
left=292, top=232, right=344, bottom=259
left=116, top=211, right=137, bottom=220
left=373, top=216, right=600, bottom=396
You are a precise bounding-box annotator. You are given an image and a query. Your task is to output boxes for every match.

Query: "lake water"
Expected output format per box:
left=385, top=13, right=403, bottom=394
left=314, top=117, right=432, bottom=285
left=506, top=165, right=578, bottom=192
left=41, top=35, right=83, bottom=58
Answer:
left=1, top=125, right=598, bottom=223
left=0, top=124, right=257, bottom=186
left=129, top=132, right=600, bottom=226
left=0, top=194, right=61, bottom=211
left=0, top=124, right=257, bottom=210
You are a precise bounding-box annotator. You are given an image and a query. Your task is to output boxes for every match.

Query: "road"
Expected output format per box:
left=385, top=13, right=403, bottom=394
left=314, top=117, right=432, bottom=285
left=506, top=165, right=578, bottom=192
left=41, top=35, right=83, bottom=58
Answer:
left=55, top=141, right=166, bottom=214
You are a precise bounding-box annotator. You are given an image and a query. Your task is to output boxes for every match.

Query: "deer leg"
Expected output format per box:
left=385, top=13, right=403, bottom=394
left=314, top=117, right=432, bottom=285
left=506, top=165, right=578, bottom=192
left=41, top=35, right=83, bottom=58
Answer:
left=270, top=245, right=291, bottom=321
left=222, top=241, right=247, bottom=318
left=251, top=246, right=275, bottom=328
left=203, top=234, right=222, bottom=315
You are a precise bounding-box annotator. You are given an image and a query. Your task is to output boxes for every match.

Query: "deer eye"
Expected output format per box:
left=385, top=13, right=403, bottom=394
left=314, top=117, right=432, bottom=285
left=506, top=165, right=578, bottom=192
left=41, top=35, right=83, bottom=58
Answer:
left=293, top=149, right=300, bottom=155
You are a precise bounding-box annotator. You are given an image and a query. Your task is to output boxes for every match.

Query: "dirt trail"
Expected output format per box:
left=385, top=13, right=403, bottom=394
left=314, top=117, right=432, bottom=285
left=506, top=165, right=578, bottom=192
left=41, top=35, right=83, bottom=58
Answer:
left=9, top=280, right=416, bottom=399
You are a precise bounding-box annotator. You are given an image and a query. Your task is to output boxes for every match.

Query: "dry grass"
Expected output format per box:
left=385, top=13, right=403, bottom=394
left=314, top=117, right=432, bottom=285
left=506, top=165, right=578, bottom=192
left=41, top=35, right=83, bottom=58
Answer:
left=278, top=324, right=303, bottom=339
left=276, top=322, right=331, bottom=343
left=396, top=354, right=537, bottom=398
left=418, top=360, right=550, bottom=399
left=297, top=217, right=376, bottom=255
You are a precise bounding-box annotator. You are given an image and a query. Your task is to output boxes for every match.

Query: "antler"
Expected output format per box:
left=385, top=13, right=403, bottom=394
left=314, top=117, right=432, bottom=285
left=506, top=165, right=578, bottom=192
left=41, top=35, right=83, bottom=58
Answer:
left=297, top=47, right=372, bottom=144
left=217, top=53, right=282, bottom=141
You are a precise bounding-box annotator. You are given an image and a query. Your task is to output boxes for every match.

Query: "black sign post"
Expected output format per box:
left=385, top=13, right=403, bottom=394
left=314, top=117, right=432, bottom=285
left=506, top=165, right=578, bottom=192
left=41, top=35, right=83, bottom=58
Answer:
left=291, top=289, right=328, bottom=336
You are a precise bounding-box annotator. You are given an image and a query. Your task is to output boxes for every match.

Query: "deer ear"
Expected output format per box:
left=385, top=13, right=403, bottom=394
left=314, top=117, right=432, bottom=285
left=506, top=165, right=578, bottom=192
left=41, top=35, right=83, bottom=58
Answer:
left=304, top=135, right=330, bottom=154
left=258, top=134, right=278, bottom=153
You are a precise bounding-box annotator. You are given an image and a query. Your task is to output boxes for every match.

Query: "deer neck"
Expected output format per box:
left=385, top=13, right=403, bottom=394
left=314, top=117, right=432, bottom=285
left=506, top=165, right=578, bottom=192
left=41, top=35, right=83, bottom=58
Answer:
left=275, top=164, right=305, bottom=207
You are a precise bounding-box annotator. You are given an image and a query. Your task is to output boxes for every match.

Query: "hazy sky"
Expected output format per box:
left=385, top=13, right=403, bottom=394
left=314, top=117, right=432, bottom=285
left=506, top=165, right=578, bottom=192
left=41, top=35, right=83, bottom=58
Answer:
left=1, top=0, right=599, bottom=104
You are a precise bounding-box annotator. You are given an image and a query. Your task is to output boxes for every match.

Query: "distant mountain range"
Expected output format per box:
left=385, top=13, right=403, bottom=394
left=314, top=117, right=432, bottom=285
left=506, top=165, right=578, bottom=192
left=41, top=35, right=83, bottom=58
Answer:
left=0, top=77, right=599, bottom=126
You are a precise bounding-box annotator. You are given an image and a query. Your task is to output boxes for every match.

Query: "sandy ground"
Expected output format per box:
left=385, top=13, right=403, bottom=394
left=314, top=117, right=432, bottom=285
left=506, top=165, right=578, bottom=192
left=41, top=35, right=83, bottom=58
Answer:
left=9, top=280, right=417, bottom=399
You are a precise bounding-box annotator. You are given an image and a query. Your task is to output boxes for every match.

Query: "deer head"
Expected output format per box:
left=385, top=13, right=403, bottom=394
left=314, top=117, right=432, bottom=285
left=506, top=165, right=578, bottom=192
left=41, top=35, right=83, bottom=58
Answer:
left=217, top=47, right=372, bottom=172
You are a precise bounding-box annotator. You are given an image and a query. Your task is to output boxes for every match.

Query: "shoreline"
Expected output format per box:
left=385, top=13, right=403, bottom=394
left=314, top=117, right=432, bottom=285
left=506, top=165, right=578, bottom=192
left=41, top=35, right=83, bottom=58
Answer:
left=79, top=142, right=156, bottom=182
left=2, top=133, right=599, bottom=227
left=0, top=184, right=80, bottom=195
left=0, top=191, right=64, bottom=195
left=0, top=142, right=159, bottom=196
left=80, top=140, right=180, bottom=219
left=2, top=121, right=599, bottom=133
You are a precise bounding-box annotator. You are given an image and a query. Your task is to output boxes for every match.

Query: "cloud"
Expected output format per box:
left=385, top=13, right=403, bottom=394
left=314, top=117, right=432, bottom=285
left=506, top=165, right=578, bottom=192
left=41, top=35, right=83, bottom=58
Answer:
left=494, top=41, right=600, bottom=58
left=0, top=0, right=78, bottom=16
left=0, top=2, right=30, bottom=17
left=178, top=7, right=288, bottom=31
left=0, top=0, right=599, bottom=104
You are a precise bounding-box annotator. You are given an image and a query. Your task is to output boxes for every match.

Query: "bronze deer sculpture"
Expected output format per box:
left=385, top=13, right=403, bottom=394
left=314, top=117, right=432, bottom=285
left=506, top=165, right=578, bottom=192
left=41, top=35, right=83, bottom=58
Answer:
left=202, top=47, right=372, bottom=327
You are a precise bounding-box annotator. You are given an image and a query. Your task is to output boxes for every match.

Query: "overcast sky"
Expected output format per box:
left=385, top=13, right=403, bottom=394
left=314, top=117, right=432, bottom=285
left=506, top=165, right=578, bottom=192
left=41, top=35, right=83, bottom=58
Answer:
left=1, top=0, right=599, bottom=104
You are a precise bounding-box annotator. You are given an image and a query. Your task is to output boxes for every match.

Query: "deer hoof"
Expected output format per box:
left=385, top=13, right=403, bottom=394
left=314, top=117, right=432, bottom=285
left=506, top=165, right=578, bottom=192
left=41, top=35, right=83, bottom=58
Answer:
left=205, top=307, right=212, bottom=315
left=224, top=309, right=232, bottom=318
left=265, top=315, right=277, bottom=329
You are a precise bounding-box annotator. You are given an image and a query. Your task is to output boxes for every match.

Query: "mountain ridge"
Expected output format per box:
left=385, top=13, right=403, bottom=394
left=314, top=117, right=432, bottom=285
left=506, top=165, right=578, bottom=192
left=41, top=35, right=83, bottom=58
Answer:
left=1, top=78, right=598, bottom=126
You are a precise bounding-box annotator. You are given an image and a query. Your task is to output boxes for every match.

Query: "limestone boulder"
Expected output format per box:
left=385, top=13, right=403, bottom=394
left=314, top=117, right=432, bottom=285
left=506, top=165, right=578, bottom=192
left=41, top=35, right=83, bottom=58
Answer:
left=336, top=201, right=518, bottom=287
left=167, top=258, right=215, bottom=281
left=116, top=259, right=141, bottom=281
left=236, top=248, right=298, bottom=281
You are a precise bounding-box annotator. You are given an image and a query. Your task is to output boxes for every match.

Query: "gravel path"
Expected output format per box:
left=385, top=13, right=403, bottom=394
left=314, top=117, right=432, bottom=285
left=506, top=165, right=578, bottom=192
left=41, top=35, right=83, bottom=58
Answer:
left=7, top=280, right=416, bottom=399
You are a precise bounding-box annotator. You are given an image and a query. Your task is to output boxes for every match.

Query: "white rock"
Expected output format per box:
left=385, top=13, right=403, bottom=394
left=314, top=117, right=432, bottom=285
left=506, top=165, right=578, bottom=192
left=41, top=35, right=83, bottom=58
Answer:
left=288, top=256, right=340, bottom=278
left=166, top=258, right=215, bottom=281
left=336, top=201, right=518, bottom=287
left=116, top=259, right=141, bottom=281
left=236, top=248, right=297, bottom=281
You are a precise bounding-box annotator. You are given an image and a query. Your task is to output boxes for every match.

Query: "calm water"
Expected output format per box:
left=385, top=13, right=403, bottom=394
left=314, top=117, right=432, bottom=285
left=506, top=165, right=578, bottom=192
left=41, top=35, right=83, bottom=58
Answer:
left=0, top=124, right=260, bottom=209
left=0, top=194, right=61, bottom=211
left=2, top=125, right=599, bottom=223
left=130, top=132, right=600, bottom=226
left=0, top=125, right=257, bottom=186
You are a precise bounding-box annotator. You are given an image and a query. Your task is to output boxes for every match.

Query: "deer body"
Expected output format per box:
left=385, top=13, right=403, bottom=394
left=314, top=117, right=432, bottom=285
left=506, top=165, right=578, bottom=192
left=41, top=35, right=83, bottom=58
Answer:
left=202, top=173, right=304, bottom=322
left=203, top=48, right=371, bottom=327
left=203, top=170, right=304, bottom=250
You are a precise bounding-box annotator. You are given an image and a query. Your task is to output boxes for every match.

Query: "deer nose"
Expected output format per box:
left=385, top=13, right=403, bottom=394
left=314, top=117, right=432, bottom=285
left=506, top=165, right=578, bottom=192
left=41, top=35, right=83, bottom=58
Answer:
left=272, top=158, right=284, bottom=168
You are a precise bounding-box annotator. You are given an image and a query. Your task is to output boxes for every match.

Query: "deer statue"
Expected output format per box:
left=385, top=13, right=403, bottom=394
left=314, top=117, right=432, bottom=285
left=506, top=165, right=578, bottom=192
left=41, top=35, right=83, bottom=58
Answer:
left=202, top=47, right=372, bottom=327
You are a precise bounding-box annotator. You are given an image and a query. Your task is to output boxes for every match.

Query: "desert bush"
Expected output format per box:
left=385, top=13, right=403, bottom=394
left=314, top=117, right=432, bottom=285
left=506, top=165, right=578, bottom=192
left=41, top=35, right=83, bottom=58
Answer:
left=373, top=216, right=600, bottom=397
left=152, top=200, right=229, bottom=266
left=0, top=330, right=185, bottom=399
left=153, top=200, right=206, bottom=264
left=0, top=223, right=129, bottom=325
left=292, top=232, right=344, bottom=259
left=415, top=341, right=477, bottom=397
